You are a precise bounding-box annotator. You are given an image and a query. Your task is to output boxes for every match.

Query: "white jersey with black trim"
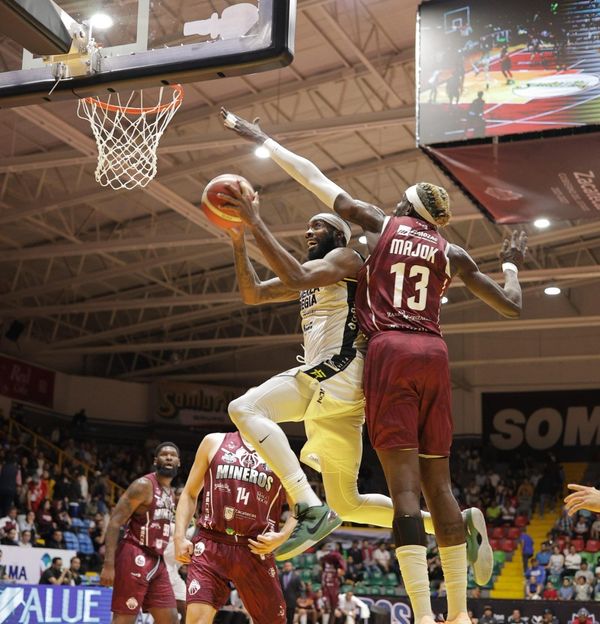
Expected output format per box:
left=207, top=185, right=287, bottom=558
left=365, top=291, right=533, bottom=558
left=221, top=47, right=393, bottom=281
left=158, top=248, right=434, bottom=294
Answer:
left=299, top=277, right=366, bottom=367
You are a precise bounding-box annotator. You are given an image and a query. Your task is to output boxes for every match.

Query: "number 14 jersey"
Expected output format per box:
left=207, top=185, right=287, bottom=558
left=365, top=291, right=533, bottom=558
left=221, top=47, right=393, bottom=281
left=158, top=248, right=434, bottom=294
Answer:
left=356, top=216, right=452, bottom=337
left=198, top=432, right=286, bottom=537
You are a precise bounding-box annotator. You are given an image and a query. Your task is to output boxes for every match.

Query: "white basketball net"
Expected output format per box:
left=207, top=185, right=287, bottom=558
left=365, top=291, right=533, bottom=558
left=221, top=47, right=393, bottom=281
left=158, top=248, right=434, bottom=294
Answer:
left=77, top=85, right=183, bottom=190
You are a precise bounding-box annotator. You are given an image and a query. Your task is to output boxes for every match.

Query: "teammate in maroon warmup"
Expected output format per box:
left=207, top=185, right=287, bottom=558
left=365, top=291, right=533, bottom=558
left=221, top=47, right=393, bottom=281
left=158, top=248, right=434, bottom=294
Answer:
left=175, top=431, right=297, bottom=624
left=321, top=544, right=346, bottom=616
left=100, top=442, right=180, bottom=624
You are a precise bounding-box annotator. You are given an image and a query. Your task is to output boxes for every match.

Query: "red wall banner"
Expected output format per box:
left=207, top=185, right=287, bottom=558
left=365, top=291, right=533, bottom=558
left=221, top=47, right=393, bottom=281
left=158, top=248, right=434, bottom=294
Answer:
left=0, top=355, right=55, bottom=407
left=424, top=133, right=600, bottom=223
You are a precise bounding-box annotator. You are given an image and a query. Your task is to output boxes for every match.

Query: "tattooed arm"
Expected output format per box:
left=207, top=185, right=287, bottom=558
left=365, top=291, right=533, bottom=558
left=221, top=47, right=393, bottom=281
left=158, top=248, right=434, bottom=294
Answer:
left=100, top=477, right=152, bottom=587
left=229, top=226, right=299, bottom=305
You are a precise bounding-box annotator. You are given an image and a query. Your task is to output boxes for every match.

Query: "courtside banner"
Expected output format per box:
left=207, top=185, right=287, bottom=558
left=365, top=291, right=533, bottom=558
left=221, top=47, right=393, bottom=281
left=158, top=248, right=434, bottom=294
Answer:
left=1, top=546, right=76, bottom=585
left=482, top=390, right=600, bottom=459
left=152, top=381, right=237, bottom=426
left=424, top=133, right=600, bottom=223
left=0, top=356, right=55, bottom=408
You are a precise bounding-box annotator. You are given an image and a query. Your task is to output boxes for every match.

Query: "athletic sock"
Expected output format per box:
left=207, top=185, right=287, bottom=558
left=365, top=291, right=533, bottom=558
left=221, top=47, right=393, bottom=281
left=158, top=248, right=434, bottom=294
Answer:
left=235, top=416, right=321, bottom=507
left=438, top=543, right=468, bottom=621
left=395, top=544, right=432, bottom=621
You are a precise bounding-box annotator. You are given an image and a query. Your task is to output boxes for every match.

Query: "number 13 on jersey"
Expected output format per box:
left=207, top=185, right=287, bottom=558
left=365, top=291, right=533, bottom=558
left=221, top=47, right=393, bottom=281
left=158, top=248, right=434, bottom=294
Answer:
left=390, top=262, right=430, bottom=311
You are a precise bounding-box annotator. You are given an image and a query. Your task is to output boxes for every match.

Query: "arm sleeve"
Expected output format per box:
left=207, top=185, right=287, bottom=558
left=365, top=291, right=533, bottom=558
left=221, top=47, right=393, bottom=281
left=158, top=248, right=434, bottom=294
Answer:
left=264, top=138, right=346, bottom=209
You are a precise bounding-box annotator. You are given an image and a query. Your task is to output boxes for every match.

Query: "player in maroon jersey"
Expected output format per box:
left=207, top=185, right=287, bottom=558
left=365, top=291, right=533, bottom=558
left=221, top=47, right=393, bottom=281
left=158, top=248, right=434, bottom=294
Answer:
left=174, top=431, right=297, bottom=624
left=218, top=113, right=527, bottom=624
left=100, top=442, right=180, bottom=623
left=320, top=543, right=346, bottom=617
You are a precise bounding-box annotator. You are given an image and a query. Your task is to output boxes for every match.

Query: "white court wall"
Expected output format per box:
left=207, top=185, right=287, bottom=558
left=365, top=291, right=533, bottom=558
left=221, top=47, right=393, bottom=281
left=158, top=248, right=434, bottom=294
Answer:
left=53, top=372, right=150, bottom=423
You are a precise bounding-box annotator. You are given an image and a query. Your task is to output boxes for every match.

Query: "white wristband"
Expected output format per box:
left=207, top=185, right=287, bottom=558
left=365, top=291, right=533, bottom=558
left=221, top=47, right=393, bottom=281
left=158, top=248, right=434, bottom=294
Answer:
left=502, top=262, right=518, bottom=274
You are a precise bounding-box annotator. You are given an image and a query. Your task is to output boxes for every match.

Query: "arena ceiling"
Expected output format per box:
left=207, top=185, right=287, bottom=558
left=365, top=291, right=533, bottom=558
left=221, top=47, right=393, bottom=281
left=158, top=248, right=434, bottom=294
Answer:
left=0, top=0, right=599, bottom=389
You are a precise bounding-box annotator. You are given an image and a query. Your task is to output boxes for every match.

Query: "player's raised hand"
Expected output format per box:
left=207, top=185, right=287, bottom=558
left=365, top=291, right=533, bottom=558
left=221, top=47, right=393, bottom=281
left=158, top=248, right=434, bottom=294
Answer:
left=499, top=230, right=528, bottom=269
left=218, top=182, right=261, bottom=226
left=175, top=536, right=194, bottom=564
left=564, top=483, right=600, bottom=515
left=221, top=107, right=269, bottom=145
left=248, top=531, right=287, bottom=555
left=100, top=562, right=115, bottom=587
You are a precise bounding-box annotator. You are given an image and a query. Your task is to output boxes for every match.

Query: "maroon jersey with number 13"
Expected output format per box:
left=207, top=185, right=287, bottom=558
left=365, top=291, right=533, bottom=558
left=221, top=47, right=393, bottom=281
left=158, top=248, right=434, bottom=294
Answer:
left=356, top=216, right=451, bottom=337
left=198, top=432, right=285, bottom=537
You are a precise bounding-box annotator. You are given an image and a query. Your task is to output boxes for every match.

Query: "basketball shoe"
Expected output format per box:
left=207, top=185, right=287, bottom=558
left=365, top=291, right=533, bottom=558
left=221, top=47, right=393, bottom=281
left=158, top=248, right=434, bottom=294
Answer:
left=464, top=507, right=493, bottom=585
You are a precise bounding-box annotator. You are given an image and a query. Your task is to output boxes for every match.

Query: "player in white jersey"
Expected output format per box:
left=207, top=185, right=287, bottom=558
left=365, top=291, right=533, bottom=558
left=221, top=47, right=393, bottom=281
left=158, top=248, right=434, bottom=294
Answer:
left=220, top=181, right=493, bottom=585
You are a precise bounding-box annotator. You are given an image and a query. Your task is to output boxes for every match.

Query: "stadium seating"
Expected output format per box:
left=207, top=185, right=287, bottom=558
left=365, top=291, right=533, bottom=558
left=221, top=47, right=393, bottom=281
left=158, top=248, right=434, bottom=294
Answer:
left=63, top=531, right=80, bottom=550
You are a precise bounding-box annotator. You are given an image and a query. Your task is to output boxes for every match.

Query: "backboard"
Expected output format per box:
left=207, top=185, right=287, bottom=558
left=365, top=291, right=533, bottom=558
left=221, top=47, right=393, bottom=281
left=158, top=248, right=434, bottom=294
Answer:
left=0, top=0, right=296, bottom=107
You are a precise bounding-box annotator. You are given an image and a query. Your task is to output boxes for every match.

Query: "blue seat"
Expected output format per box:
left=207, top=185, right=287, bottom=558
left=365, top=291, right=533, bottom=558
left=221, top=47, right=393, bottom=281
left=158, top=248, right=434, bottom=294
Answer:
left=63, top=531, right=79, bottom=550
left=71, top=518, right=84, bottom=531
left=77, top=533, right=95, bottom=555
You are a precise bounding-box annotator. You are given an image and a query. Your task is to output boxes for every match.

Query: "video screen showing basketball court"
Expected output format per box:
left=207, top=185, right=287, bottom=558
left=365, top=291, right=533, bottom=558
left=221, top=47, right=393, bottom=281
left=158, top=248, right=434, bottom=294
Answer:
left=417, top=0, right=600, bottom=144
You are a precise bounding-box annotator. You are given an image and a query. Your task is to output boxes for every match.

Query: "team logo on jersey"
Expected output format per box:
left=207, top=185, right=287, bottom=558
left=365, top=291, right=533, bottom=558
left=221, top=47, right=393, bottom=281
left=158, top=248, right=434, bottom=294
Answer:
left=396, top=224, right=412, bottom=236
left=269, top=567, right=277, bottom=577
left=188, top=579, right=201, bottom=596
left=235, top=447, right=261, bottom=468
left=214, top=482, right=231, bottom=493
left=222, top=450, right=237, bottom=463
left=135, top=555, right=146, bottom=567
left=194, top=541, right=205, bottom=557
left=126, top=597, right=139, bottom=610
left=278, top=606, right=286, bottom=617
left=155, top=539, right=164, bottom=550
left=224, top=506, right=235, bottom=520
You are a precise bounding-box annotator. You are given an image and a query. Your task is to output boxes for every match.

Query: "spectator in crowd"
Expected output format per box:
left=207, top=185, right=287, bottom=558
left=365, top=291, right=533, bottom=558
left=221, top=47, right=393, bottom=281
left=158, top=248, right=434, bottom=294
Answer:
left=541, top=608, right=559, bottom=624
left=590, top=516, right=600, bottom=540
left=536, top=542, right=552, bottom=567
left=555, top=510, right=574, bottom=537
left=525, top=574, right=542, bottom=599
left=593, top=572, right=600, bottom=600
left=65, top=556, right=83, bottom=586
left=508, top=609, right=526, bottom=624
left=517, top=480, right=534, bottom=516
left=333, top=591, right=369, bottom=624
left=18, top=529, right=33, bottom=548
left=0, top=506, right=19, bottom=540
left=39, top=557, right=68, bottom=585
left=480, top=605, right=498, bottom=624
left=344, top=556, right=363, bottom=585
left=18, top=510, right=38, bottom=541
left=574, top=575, right=593, bottom=601
left=565, top=545, right=582, bottom=574
left=468, top=609, right=478, bottom=624
left=372, top=541, right=391, bottom=574
left=347, top=541, right=363, bottom=567
left=520, top=532, right=535, bottom=571
left=35, top=499, right=55, bottom=538
left=526, top=557, right=547, bottom=586
left=573, top=514, right=590, bottom=541
left=542, top=580, right=558, bottom=600
left=571, top=608, right=593, bottom=624
left=295, top=591, right=316, bottom=624
left=559, top=577, right=575, bottom=600
left=486, top=500, right=502, bottom=526
left=575, top=561, right=594, bottom=585
left=0, top=527, right=19, bottom=546
left=547, top=545, right=565, bottom=576
left=45, top=528, right=66, bottom=550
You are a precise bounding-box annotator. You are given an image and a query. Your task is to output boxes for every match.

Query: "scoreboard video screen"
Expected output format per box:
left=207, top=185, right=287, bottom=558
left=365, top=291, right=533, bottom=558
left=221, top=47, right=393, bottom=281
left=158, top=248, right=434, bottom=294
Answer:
left=417, top=0, right=600, bottom=145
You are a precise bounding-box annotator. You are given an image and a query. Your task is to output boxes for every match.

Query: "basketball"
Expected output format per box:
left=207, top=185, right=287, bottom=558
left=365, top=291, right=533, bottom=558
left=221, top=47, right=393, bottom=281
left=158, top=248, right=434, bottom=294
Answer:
left=201, top=174, right=255, bottom=230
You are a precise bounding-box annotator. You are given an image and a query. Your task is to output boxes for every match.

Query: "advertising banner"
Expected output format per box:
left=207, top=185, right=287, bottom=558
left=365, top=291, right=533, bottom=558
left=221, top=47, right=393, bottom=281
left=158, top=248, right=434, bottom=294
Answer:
left=482, top=389, right=600, bottom=460
left=417, top=0, right=600, bottom=144
left=0, top=356, right=55, bottom=408
left=153, top=381, right=238, bottom=427
left=1, top=546, right=77, bottom=586
left=424, top=133, right=600, bottom=223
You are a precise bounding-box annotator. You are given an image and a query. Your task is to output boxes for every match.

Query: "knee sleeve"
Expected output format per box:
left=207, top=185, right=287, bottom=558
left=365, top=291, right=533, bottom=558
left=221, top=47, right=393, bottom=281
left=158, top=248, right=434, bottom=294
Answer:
left=393, top=515, right=427, bottom=548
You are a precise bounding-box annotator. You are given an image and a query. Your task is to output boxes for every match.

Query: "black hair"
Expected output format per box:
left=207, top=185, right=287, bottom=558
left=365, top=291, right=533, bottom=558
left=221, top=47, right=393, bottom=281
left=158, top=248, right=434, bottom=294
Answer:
left=154, top=441, right=180, bottom=457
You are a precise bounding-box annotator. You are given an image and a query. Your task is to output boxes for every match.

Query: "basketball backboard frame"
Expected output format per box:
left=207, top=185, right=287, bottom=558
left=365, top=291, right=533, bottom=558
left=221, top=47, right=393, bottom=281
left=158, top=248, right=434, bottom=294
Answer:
left=0, top=0, right=296, bottom=108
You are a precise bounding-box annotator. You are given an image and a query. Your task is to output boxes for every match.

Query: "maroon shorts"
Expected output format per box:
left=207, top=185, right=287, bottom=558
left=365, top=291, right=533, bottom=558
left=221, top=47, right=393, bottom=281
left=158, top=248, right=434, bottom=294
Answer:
left=112, top=541, right=175, bottom=614
left=322, top=580, right=339, bottom=612
left=363, top=331, right=453, bottom=455
left=186, top=529, right=286, bottom=624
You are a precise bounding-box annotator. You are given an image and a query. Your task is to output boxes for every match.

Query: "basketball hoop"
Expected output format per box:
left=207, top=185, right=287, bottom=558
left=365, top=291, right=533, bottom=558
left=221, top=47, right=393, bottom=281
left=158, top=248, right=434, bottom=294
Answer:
left=77, top=84, right=184, bottom=190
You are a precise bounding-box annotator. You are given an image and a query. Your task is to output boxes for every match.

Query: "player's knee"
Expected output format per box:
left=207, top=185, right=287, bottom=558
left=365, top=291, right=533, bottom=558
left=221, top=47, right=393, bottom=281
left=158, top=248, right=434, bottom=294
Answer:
left=228, top=394, right=253, bottom=427
left=392, top=514, right=427, bottom=547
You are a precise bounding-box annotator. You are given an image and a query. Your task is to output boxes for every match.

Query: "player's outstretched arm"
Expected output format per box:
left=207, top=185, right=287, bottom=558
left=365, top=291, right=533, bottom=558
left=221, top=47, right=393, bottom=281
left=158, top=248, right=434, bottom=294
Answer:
left=565, top=484, right=600, bottom=515
left=228, top=223, right=298, bottom=305
left=222, top=183, right=362, bottom=288
left=220, top=108, right=385, bottom=233
left=100, top=477, right=151, bottom=587
left=174, top=433, right=222, bottom=563
left=450, top=231, right=527, bottom=318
